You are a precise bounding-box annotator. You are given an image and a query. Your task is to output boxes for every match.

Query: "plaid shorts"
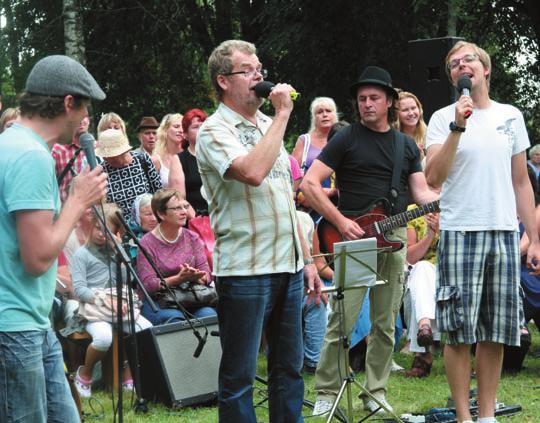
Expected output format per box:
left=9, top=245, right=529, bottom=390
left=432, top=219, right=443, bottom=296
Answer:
left=436, top=230, right=521, bottom=346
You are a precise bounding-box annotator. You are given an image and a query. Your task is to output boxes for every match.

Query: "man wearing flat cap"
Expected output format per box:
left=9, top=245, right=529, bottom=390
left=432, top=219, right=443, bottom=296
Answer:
left=302, top=65, right=438, bottom=417
left=0, top=55, right=108, bottom=422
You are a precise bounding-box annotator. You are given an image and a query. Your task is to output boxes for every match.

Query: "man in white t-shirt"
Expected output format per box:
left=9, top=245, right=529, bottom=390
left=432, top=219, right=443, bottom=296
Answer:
left=425, top=41, right=540, bottom=423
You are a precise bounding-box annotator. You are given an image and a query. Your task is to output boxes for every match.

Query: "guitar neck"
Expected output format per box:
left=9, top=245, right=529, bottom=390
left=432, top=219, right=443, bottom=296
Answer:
left=377, top=200, right=440, bottom=233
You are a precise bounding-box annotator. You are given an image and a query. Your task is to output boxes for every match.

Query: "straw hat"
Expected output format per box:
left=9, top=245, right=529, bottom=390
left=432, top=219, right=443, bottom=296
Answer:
left=95, top=129, right=132, bottom=158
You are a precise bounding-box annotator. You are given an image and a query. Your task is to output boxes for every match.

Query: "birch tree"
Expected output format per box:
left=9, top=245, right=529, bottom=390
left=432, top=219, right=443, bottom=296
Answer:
left=63, top=0, right=85, bottom=64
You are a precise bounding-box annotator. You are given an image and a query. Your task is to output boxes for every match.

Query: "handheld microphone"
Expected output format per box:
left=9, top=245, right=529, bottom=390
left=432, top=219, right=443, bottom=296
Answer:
left=79, top=132, right=98, bottom=169
left=252, top=81, right=300, bottom=101
left=457, top=75, right=472, bottom=119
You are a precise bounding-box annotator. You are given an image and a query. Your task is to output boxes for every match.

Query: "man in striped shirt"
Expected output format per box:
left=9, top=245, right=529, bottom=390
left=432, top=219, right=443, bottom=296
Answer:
left=197, top=39, right=320, bottom=423
left=52, top=114, right=90, bottom=203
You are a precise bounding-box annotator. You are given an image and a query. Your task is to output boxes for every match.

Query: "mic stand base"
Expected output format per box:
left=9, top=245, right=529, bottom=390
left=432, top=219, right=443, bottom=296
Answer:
left=133, top=397, right=149, bottom=414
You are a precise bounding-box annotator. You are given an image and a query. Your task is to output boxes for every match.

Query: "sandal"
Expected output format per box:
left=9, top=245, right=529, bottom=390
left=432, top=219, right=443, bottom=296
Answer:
left=405, top=353, right=432, bottom=378
left=74, top=366, right=92, bottom=398
left=417, top=324, right=433, bottom=347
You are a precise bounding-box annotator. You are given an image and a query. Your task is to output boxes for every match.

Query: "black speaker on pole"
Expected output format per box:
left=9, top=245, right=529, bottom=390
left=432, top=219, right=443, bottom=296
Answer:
left=408, top=36, right=465, bottom=122
left=128, top=316, right=221, bottom=408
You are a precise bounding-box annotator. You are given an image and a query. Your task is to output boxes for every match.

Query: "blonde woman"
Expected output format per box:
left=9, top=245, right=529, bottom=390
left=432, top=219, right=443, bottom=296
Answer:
left=396, top=91, right=427, bottom=162
left=292, top=97, right=339, bottom=219
left=97, top=112, right=127, bottom=136
left=156, top=113, right=186, bottom=196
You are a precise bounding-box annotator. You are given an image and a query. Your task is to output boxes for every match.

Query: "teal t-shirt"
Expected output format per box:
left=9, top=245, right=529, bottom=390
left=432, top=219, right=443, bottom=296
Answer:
left=0, top=123, right=60, bottom=331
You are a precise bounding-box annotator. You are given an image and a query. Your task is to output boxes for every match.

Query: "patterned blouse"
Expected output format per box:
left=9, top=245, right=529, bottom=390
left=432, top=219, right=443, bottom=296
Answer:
left=102, top=151, right=162, bottom=217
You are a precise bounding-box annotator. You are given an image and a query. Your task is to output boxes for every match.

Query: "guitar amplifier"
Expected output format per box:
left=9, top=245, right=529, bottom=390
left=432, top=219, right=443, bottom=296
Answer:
left=127, top=316, right=221, bottom=407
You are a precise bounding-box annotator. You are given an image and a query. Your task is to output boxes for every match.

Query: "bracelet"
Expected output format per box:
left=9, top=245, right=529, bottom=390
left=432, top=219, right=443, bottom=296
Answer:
left=304, top=257, right=314, bottom=266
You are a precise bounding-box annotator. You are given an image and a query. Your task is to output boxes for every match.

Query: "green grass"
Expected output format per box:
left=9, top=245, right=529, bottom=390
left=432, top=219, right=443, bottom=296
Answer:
left=82, top=331, right=540, bottom=422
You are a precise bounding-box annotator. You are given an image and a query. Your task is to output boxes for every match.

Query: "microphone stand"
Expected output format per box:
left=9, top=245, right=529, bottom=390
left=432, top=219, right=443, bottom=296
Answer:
left=57, top=147, right=83, bottom=185
left=115, top=212, right=209, bottom=360
left=92, top=205, right=156, bottom=420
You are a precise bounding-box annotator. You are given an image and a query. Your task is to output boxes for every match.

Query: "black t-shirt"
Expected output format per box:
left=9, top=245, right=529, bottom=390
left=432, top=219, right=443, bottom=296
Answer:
left=178, top=150, right=208, bottom=214
left=317, top=122, right=422, bottom=215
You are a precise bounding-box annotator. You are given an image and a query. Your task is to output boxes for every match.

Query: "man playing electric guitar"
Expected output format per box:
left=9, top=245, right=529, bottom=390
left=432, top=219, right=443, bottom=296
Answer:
left=301, top=66, right=438, bottom=417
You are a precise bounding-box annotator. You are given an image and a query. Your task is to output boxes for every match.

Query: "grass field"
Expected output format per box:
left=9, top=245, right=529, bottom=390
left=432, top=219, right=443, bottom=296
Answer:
left=81, top=330, right=540, bottom=422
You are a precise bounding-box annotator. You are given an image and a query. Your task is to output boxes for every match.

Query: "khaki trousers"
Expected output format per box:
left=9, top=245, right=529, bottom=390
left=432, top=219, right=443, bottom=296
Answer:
left=314, top=228, right=406, bottom=401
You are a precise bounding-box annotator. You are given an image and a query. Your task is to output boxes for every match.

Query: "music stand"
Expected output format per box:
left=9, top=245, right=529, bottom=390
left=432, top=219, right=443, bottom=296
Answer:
left=319, top=238, right=404, bottom=423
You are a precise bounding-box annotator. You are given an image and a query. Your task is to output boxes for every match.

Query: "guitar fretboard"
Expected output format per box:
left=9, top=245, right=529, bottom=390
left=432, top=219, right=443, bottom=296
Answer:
left=375, top=200, right=440, bottom=233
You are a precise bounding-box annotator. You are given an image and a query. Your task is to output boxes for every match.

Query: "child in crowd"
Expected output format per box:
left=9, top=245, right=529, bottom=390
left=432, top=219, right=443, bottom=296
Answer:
left=70, top=203, right=152, bottom=398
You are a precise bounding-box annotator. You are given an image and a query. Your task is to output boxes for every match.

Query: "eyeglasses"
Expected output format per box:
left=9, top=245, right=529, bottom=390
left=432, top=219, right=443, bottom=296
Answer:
left=166, top=205, right=189, bottom=212
left=222, top=68, right=268, bottom=78
left=447, top=53, right=478, bottom=70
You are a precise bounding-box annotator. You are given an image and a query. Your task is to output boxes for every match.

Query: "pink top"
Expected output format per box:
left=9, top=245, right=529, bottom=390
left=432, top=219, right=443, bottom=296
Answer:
left=136, top=229, right=211, bottom=295
left=288, top=155, right=303, bottom=181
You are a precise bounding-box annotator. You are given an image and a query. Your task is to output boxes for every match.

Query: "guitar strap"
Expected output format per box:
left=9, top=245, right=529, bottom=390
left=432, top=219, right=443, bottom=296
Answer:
left=388, top=130, right=405, bottom=215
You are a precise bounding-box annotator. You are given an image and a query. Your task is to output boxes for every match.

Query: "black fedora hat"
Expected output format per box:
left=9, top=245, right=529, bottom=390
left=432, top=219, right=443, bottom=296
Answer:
left=349, top=66, right=399, bottom=99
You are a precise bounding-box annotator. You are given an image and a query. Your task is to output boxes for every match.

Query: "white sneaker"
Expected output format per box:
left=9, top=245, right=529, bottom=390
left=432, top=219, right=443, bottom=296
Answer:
left=312, top=399, right=333, bottom=417
left=74, top=366, right=92, bottom=398
left=363, top=395, right=393, bottom=415
left=390, top=360, right=404, bottom=372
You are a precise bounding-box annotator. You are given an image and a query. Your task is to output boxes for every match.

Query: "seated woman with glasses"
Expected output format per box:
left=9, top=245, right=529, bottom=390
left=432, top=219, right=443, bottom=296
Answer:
left=136, top=189, right=217, bottom=325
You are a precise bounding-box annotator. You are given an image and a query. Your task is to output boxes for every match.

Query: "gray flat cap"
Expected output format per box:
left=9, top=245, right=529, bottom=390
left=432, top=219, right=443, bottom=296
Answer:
left=26, top=55, right=106, bottom=101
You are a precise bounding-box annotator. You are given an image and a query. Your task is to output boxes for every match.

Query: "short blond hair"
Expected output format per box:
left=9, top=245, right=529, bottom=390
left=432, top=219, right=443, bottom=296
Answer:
left=308, top=97, right=338, bottom=132
left=445, top=41, right=491, bottom=88
left=97, top=112, right=127, bottom=136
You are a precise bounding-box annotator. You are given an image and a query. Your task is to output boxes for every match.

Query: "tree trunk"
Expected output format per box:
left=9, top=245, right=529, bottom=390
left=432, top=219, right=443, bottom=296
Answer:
left=63, top=0, right=86, bottom=65
left=447, top=0, right=458, bottom=36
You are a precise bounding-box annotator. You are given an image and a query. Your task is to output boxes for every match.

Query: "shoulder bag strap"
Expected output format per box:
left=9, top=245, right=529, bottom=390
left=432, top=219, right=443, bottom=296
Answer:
left=300, top=134, right=311, bottom=171
left=136, top=153, right=154, bottom=192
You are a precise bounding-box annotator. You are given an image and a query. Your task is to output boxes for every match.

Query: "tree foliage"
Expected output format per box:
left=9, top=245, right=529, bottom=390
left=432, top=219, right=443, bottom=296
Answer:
left=1, top=0, right=539, bottom=143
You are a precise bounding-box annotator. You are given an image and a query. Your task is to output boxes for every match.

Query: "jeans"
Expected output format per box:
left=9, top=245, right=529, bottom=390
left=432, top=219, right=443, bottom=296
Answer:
left=141, top=300, right=217, bottom=326
left=0, top=328, right=79, bottom=423
left=216, top=271, right=304, bottom=423
left=302, top=294, right=328, bottom=368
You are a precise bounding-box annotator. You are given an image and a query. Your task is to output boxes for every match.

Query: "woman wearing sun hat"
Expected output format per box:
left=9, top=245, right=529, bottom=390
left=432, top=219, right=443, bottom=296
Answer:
left=97, top=128, right=163, bottom=216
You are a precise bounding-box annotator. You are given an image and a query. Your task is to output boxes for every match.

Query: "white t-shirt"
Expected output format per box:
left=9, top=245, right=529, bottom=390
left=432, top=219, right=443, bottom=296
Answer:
left=426, top=100, right=529, bottom=231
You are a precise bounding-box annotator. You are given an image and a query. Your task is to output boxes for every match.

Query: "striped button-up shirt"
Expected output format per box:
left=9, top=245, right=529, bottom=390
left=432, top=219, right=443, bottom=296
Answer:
left=196, top=103, right=303, bottom=277
left=52, top=142, right=87, bottom=203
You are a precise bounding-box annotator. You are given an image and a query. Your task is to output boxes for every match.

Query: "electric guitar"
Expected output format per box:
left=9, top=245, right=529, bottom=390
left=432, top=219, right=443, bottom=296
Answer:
left=318, top=199, right=440, bottom=254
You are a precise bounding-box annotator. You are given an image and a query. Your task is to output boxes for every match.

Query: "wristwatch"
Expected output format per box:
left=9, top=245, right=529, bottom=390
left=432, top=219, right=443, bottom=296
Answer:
left=449, top=121, right=466, bottom=133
